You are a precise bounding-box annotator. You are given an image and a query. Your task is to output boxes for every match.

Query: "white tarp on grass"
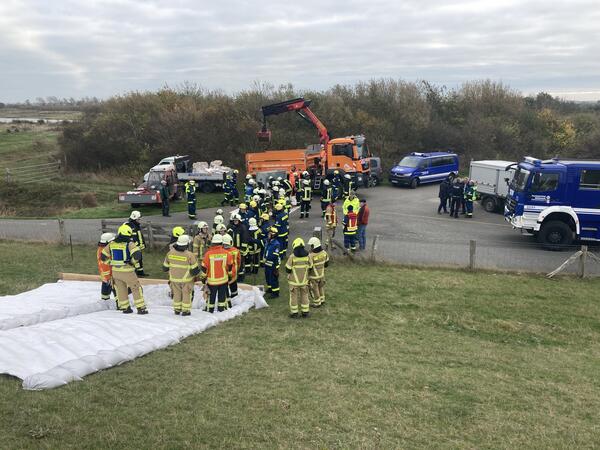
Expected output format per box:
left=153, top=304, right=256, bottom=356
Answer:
left=0, top=281, right=267, bottom=390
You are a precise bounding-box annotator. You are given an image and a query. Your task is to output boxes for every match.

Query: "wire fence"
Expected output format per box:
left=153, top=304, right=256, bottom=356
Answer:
left=2, top=160, right=62, bottom=184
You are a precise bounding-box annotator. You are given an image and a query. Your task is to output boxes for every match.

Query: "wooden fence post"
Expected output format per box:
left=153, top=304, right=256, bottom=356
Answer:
left=147, top=221, right=155, bottom=249
left=5, top=168, right=10, bottom=183
left=100, top=219, right=106, bottom=233
left=579, top=245, right=588, bottom=278
left=469, top=240, right=476, bottom=271
left=58, top=219, right=66, bottom=245
left=370, top=235, right=379, bottom=262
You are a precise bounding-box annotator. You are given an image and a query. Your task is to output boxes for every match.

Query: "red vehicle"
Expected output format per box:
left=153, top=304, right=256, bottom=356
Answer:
left=118, top=165, right=180, bottom=207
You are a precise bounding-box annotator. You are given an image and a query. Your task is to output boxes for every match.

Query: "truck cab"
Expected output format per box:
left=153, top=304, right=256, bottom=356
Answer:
left=505, top=156, right=600, bottom=248
left=327, top=134, right=370, bottom=187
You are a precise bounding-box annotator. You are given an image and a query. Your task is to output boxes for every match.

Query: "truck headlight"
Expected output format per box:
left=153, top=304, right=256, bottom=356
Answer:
left=119, top=196, right=125, bottom=201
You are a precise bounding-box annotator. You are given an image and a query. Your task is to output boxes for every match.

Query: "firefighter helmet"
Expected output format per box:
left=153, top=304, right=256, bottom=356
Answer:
left=292, top=237, right=305, bottom=249
left=172, top=226, right=185, bottom=238
left=118, top=224, right=133, bottom=237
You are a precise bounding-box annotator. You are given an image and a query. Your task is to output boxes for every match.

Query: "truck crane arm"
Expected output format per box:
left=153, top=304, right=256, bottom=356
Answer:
left=257, top=97, right=330, bottom=146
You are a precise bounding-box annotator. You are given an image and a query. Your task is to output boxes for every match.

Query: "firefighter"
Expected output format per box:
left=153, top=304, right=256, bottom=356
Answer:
left=169, top=226, right=186, bottom=250
left=295, top=173, right=303, bottom=204
left=222, top=233, right=241, bottom=304
left=332, top=170, right=343, bottom=200
left=159, top=179, right=170, bottom=217
left=162, top=234, right=200, bottom=316
left=324, top=200, right=338, bottom=251
left=126, top=211, right=148, bottom=276
left=238, top=202, right=250, bottom=225
left=449, top=178, right=463, bottom=218
left=274, top=202, right=289, bottom=257
left=343, top=205, right=359, bottom=252
left=221, top=175, right=233, bottom=206
left=279, top=188, right=291, bottom=213
left=342, top=191, right=360, bottom=216
left=193, top=221, right=212, bottom=259
left=321, top=179, right=333, bottom=217
left=247, top=217, right=262, bottom=274
left=201, top=234, right=234, bottom=313
left=101, top=224, right=148, bottom=314
left=231, top=170, right=240, bottom=204
left=300, top=179, right=312, bottom=219
left=282, top=175, right=293, bottom=197
left=343, top=174, right=354, bottom=198
left=285, top=238, right=313, bottom=318
left=228, top=213, right=249, bottom=282
left=215, top=223, right=227, bottom=235
left=464, top=180, right=478, bottom=218
left=307, top=237, right=330, bottom=307
left=213, top=210, right=224, bottom=233
left=185, top=180, right=197, bottom=219
left=97, top=232, right=115, bottom=305
left=259, top=212, right=272, bottom=266
left=264, top=227, right=281, bottom=298
left=245, top=177, right=255, bottom=202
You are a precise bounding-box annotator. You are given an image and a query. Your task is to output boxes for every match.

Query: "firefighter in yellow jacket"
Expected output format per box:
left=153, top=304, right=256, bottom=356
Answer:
left=162, top=234, right=201, bottom=316
left=307, top=237, right=330, bottom=307
left=101, top=224, right=148, bottom=314
left=285, top=237, right=313, bottom=318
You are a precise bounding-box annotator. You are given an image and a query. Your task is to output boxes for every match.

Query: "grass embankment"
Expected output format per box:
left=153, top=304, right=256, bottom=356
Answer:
left=1, top=241, right=600, bottom=448
left=0, top=125, right=223, bottom=218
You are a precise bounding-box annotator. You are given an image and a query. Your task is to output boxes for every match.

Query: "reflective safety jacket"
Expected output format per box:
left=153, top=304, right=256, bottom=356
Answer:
left=193, top=231, right=212, bottom=259
left=185, top=182, right=196, bottom=199
left=245, top=184, right=254, bottom=200
left=162, top=248, right=200, bottom=283
left=282, top=179, right=293, bottom=195
left=202, top=245, right=234, bottom=286
left=308, top=248, right=329, bottom=280
left=274, top=211, right=289, bottom=237
left=343, top=212, right=358, bottom=235
left=464, top=185, right=477, bottom=201
left=325, top=204, right=337, bottom=229
left=248, top=227, right=262, bottom=254
left=342, top=197, right=360, bottom=216
left=285, top=249, right=313, bottom=287
left=225, top=246, right=242, bottom=282
left=322, top=186, right=333, bottom=203
left=101, top=239, right=142, bottom=273
left=228, top=222, right=249, bottom=256
left=127, top=219, right=145, bottom=250
left=264, top=238, right=281, bottom=268
left=97, top=244, right=112, bottom=282
left=302, top=185, right=312, bottom=201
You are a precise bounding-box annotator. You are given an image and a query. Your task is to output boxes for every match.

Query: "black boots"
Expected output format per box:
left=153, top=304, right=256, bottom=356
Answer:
left=174, top=310, right=181, bottom=315
left=122, top=307, right=133, bottom=314
left=302, top=312, right=310, bottom=318
left=137, top=307, right=148, bottom=315
left=181, top=311, right=191, bottom=316
left=289, top=312, right=299, bottom=319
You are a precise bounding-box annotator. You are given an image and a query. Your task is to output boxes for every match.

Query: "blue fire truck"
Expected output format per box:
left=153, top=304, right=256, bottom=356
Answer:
left=505, top=156, right=600, bottom=249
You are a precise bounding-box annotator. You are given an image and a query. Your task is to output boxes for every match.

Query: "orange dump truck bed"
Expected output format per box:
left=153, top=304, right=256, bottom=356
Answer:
left=246, top=148, right=320, bottom=175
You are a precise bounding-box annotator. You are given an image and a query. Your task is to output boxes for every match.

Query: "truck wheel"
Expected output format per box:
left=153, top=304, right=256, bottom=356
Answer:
left=370, top=175, right=379, bottom=187
left=482, top=196, right=497, bottom=213
left=538, top=220, right=573, bottom=250
left=410, top=178, right=419, bottom=189
left=200, top=182, right=214, bottom=194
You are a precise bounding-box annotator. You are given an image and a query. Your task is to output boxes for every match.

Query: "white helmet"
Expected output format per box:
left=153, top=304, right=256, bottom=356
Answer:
left=99, top=232, right=115, bottom=244
left=277, top=176, right=283, bottom=181
left=214, top=215, right=224, bottom=225
left=233, top=213, right=242, bottom=221
left=160, top=180, right=167, bottom=185
left=246, top=174, right=251, bottom=179
left=303, top=171, right=309, bottom=176
left=130, top=210, right=141, bottom=220
left=324, top=179, right=330, bottom=185
left=216, top=223, right=227, bottom=232
left=303, top=179, right=310, bottom=185
left=189, top=180, right=196, bottom=185
left=272, top=180, right=280, bottom=186
left=344, top=174, right=351, bottom=179
left=176, top=234, right=191, bottom=246
left=216, top=208, right=223, bottom=215
left=252, top=195, right=261, bottom=202
left=197, top=221, right=208, bottom=229
left=248, top=217, right=257, bottom=227
left=279, top=188, right=285, bottom=194
left=249, top=179, right=255, bottom=185
left=308, top=237, right=321, bottom=248
left=253, top=188, right=260, bottom=194
left=222, top=234, right=233, bottom=246
left=211, top=234, right=223, bottom=244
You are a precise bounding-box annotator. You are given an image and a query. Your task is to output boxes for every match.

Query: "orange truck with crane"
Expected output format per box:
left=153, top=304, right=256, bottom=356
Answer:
left=246, top=97, right=375, bottom=189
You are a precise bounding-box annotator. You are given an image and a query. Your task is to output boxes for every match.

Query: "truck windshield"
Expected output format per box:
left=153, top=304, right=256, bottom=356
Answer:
left=398, top=156, right=421, bottom=168
left=512, top=168, right=530, bottom=192
left=145, top=171, right=163, bottom=188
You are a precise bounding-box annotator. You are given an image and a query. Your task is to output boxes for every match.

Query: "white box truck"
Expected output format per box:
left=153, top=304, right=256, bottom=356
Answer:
left=469, top=160, right=516, bottom=213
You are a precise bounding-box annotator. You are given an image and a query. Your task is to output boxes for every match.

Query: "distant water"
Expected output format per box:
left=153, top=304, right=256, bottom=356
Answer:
left=0, top=117, right=72, bottom=124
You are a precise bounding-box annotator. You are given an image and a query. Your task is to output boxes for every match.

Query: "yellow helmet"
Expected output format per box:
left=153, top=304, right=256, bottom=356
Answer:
left=118, top=224, right=133, bottom=237
left=239, top=203, right=247, bottom=210
left=269, top=227, right=278, bottom=235
left=172, top=226, right=185, bottom=238
left=274, top=203, right=283, bottom=211
left=261, top=213, right=270, bottom=220
left=292, top=237, right=305, bottom=249
left=249, top=200, right=257, bottom=208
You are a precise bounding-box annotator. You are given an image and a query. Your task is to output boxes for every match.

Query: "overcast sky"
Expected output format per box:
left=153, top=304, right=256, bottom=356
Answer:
left=1, top=0, right=599, bottom=103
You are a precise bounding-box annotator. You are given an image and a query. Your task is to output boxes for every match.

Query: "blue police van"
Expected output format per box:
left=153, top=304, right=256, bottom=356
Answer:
left=389, top=152, right=459, bottom=188
left=505, top=156, right=600, bottom=249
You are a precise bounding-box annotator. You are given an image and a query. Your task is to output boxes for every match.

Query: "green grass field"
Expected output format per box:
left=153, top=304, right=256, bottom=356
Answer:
left=1, top=241, right=600, bottom=448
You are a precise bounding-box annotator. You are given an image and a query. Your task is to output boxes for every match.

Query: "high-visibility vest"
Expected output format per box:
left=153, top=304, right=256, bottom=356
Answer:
left=285, top=254, right=312, bottom=287
left=226, top=246, right=241, bottom=282
left=202, top=246, right=232, bottom=286
left=97, top=245, right=112, bottom=281
left=302, top=186, right=312, bottom=201
left=322, top=186, right=332, bottom=202
left=102, top=241, right=140, bottom=272
left=345, top=212, right=358, bottom=234
left=309, top=250, right=329, bottom=280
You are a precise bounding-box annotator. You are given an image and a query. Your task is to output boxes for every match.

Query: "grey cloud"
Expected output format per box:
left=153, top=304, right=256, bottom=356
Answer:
left=0, top=0, right=599, bottom=102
